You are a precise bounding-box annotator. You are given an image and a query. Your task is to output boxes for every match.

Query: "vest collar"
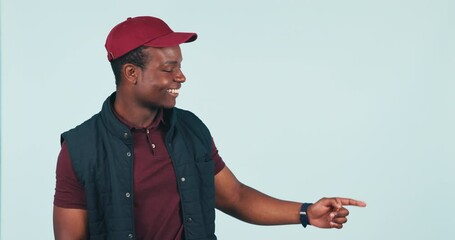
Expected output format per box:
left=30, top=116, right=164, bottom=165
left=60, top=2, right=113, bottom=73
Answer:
left=100, top=92, right=178, bottom=144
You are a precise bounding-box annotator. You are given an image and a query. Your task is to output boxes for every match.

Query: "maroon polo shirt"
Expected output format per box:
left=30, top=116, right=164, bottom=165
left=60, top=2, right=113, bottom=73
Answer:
left=54, top=109, right=225, bottom=240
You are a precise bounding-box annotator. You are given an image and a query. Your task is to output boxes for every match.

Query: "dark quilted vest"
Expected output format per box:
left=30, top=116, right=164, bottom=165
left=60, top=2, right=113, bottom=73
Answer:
left=61, top=93, right=217, bottom=240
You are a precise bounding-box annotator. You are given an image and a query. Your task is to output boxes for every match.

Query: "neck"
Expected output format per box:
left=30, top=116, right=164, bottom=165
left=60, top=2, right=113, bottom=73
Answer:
left=113, top=91, right=159, bottom=128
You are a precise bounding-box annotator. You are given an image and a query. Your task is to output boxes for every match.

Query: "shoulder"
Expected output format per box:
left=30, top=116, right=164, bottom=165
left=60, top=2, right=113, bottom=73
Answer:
left=61, top=113, right=102, bottom=144
left=175, top=107, right=202, bottom=119
left=59, top=113, right=104, bottom=183
left=169, top=107, right=213, bottom=145
left=172, top=107, right=209, bottom=130
left=61, top=93, right=116, bottom=144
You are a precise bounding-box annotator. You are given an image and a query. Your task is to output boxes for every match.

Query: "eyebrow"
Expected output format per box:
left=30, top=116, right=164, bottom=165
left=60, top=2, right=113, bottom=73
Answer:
left=162, top=60, right=180, bottom=66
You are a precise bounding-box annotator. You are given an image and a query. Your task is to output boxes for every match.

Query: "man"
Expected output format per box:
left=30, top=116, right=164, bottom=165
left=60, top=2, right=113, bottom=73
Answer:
left=53, top=16, right=366, bottom=240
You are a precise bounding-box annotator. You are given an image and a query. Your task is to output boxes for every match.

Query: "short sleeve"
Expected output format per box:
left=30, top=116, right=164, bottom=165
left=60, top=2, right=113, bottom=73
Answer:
left=53, top=142, right=87, bottom=209
left=211, top=138, right=226, bottom=175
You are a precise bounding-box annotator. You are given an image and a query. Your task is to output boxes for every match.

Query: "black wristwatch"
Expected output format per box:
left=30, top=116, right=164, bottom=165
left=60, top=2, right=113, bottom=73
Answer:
left=299, top=203, right=313, bottom=228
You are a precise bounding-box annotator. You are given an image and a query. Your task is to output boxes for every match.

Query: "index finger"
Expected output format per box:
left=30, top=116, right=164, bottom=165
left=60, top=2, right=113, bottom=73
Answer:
left=336, top=198, right=367, bottom=207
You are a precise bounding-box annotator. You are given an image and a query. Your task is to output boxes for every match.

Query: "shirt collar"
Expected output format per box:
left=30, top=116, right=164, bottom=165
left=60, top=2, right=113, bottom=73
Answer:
left=113, top=107, right=165, bottom=130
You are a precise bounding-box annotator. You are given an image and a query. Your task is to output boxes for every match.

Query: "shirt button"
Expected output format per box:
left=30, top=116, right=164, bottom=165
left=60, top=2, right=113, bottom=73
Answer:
left=125, top=192, right=130, bottom=198
left=128, top=233, right=133, bottom=239
left=181, top=177, right=186, bottom=182
left=123, top=132, right=128, bottom=139
left=187, top=217, right=193, bottom=223
left=126, top=152, right=131, bottom=157
left=151, top=143, right=156, bottom=149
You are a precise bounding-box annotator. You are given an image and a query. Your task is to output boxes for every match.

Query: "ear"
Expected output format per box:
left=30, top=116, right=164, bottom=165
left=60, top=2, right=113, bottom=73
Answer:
left=122, top=64, right=140, bottom=85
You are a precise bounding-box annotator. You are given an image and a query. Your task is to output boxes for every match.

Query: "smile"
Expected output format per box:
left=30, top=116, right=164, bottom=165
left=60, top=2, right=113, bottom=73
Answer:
left=167, top=89, right=180, bottom=94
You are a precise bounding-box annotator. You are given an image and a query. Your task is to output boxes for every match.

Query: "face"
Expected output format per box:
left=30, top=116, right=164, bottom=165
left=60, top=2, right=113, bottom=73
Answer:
left=132, top=46, right=186, bottom=109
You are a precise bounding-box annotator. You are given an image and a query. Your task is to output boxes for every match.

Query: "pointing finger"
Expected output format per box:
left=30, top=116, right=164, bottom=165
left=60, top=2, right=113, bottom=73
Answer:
left=336, top=198, right=367, bottom=207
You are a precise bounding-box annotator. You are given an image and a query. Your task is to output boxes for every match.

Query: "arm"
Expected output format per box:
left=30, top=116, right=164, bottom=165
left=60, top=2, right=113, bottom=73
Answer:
left=54, top=142, right=89, bottom=239
left=215, top=166, right=366, bottom=228
left=215, top=166, right=301, bottom=225
left=53, top=206, right=87, bottom=240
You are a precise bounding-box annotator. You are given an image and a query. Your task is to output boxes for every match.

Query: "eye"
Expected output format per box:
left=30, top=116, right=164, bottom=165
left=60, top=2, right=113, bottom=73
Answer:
left=162, top=69, right=173, bottom=73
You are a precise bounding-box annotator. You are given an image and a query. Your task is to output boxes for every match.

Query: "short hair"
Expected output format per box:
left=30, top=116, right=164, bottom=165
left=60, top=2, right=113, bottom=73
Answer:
left=110, top=46, right=149, bottom=86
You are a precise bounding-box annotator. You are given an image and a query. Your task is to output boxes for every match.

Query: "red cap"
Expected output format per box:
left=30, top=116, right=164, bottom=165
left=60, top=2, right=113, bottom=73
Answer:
left=105, top=16, right=197, bottom=61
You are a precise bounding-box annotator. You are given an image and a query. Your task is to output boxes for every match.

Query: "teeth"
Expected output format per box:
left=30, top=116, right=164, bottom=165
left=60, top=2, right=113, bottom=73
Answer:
left=167, top=89, right=179, bottom=94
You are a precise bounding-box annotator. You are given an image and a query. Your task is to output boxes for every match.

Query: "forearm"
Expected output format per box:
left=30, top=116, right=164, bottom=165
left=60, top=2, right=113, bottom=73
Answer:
left=218, top=183, right=302, bottom=225
left=215, top=167, right=366, bottom=228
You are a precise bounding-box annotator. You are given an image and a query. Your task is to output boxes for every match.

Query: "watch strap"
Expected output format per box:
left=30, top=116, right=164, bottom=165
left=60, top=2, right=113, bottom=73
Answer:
left=300, top=203, right=313, bottom=228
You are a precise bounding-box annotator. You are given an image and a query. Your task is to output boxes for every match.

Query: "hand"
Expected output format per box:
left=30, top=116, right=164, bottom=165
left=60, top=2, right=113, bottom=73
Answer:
left=307, top=197, right=366, bottom=229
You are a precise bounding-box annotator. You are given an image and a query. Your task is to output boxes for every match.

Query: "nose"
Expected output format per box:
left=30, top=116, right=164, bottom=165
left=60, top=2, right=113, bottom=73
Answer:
left=174, top=68, right=186, bottom=83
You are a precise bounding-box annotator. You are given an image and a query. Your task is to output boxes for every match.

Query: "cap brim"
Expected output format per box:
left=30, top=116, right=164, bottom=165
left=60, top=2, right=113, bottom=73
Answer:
left=143, top=32, right=197, bottom=47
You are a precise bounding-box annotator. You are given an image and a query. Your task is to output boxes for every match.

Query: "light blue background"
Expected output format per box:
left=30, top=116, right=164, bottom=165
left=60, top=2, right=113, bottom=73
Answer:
left=1, top=0, right=454, bottom=239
